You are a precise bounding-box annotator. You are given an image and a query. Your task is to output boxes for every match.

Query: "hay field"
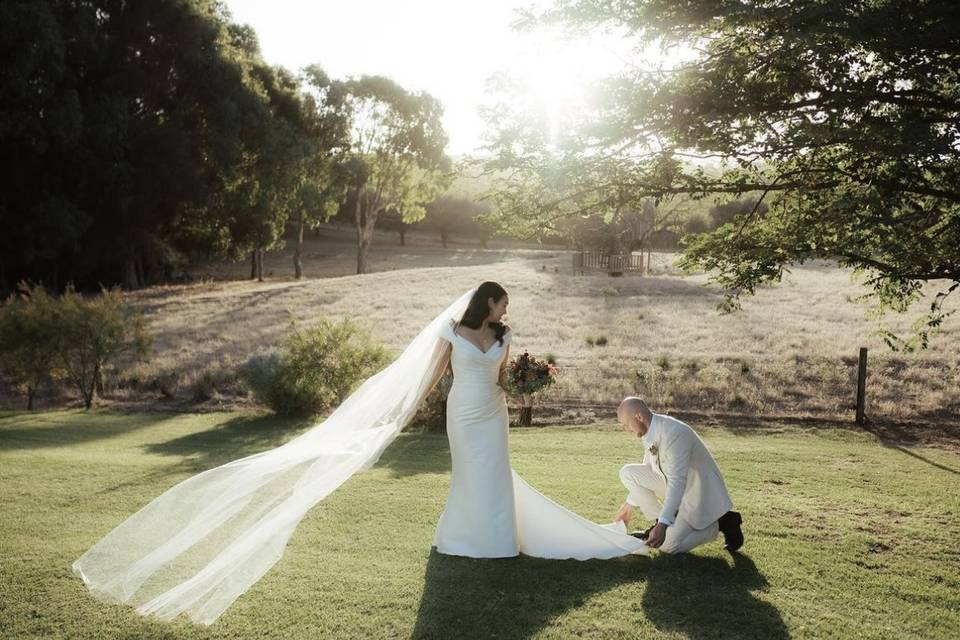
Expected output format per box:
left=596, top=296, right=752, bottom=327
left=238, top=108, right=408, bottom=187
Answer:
left=8, top=227, right=958, bottom=430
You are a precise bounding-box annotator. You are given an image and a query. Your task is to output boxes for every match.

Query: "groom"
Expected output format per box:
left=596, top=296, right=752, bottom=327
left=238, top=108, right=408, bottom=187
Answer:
left=614, top=397, right=744, bottom=553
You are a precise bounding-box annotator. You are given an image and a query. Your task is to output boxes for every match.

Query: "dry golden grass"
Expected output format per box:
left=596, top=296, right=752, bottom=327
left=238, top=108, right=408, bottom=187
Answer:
left=8, top=226, right=958, bottom=428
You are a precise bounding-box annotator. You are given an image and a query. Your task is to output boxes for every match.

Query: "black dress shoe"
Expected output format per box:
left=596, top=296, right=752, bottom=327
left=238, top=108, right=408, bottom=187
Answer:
left=718, top=510, right=744, bottom=552
left=630, top=523, right=656, bottom=541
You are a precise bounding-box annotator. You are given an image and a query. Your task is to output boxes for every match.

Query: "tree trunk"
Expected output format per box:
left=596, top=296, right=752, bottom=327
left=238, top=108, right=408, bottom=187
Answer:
left=250, top=250, right=257, bottom=279
left=257, top=249, right=264, bottom=282
left=354, top=189, right=378, bottom=275
left=136, top=251, right=146, bottom=287
left=518, top=394, right=533, bottom=427
left=27, top=387, right=35, bottom=411
left=440, top=231, right=448, bottom=248
left=294, top=212, right=305, bottom=279
left=122, top=256, right=139, bottom=290
left=80, top=373, right=94, bottom=409
left=399, top=227, right=406, bottom=246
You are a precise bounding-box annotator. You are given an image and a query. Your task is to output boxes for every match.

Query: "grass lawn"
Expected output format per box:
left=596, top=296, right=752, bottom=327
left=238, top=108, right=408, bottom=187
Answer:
left=1, top=409, right=959, bottom=639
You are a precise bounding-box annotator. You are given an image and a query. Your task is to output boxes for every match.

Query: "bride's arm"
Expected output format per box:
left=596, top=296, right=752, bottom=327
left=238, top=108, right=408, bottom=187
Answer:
left=424, top=342, right=452, bottom=397
left=497, top=336, right=511, bottom=388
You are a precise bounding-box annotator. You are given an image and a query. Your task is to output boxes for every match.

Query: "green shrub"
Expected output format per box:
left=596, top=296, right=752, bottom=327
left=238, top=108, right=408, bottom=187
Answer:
left=0, top=281, right=151, bottom=409
left=656, top=353, right=671, bottom=370
left=595, top=336, right=608, bottom=346
left=240, top=349, right=282, bottom=402
left=55, top=284, right=152, bottom=408
left=242, top=317, right=391, bottom=416
left=0, top=282, right=62, bottom=409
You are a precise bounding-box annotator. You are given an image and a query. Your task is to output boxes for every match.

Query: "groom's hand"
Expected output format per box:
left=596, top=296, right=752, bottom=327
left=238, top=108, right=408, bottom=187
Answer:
left=615, top=502, right=633, bottom=525
left=646, top=522, right=668, bottom=548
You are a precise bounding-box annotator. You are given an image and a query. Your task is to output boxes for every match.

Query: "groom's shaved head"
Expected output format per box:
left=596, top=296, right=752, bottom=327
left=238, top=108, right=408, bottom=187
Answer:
left=617, top=396, right=653, bottom=437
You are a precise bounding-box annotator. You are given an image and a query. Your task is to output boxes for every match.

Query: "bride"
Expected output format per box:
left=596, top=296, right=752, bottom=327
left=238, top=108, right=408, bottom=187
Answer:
left=430, top=281, right=647, bottom=560
left=72, top=281, right=645, bottom=625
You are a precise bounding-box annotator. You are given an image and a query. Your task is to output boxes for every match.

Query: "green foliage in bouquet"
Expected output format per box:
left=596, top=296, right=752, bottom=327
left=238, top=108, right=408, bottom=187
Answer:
left=501, top=351, right=558, bottom=397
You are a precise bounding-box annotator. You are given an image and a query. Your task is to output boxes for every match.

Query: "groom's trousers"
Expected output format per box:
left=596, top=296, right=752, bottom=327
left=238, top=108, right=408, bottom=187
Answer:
left=619, top=463, right=719, bottom=554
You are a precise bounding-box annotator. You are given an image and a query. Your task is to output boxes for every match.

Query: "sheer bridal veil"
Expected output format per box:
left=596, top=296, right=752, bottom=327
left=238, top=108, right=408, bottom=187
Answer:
left=72, top=286, right=477, bottom=624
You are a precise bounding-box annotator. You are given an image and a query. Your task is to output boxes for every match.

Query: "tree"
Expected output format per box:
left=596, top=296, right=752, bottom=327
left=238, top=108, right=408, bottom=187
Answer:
left=289, top=66, right=351, bottom=279
left=55, top=285, right=152, bottom=409
left=0, top=1, right=314, bottom=292
left=343, top=76, right=450, bottom=274
left=489, top=0, right=960, bottom=348
left=0, top=282, right=62, bottom=409
left=424, top=196, right=489, bottom=248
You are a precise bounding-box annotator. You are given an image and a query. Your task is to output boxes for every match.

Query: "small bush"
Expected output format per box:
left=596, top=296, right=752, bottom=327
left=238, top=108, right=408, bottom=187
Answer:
left=241, top=317, right=391, bottom=416
left=682, top=359, right=701, bottom=374
left=0, top=282, right=62, bottom=409
left=240, top=349, right=282, bottom=401
left=545, top=353, right=558, bottom=365
left=0, top=281, right=152, bottom=409
left=586, top=336, right=595, bottom=347
left=191, top=371, right=218, bottom=402
left=55, top=284, right=152, bottom=408
left=595, top=336, right=608, bottom=346
left=656, top=354, right=671, bottom=370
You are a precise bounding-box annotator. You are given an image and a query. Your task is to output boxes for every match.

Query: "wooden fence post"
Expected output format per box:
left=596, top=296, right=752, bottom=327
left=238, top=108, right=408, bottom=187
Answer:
left=856, top=347, right=868, bottom=425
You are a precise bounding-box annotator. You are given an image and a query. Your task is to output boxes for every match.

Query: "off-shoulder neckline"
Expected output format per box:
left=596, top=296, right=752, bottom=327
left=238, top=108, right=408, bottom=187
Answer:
left=451, top=321, right=510, bottom=355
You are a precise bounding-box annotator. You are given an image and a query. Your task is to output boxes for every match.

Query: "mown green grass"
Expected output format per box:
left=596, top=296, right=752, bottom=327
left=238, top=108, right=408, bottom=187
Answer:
left=1, top=410, right=959, bottom=639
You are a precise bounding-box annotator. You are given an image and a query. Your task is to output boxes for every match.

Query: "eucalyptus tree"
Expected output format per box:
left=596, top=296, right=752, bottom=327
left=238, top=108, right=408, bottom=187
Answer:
left=342, top=76, right=450, bottom=274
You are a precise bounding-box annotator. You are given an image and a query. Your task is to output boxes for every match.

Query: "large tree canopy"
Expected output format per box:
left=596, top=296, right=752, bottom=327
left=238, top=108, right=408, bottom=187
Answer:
left=485, top=0, right=960, bottom=348
left=0, top=0, right=316, bottom=291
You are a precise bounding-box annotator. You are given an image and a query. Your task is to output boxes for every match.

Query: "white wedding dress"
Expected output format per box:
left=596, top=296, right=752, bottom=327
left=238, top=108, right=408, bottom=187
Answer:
left=433, top=318, right=648, bottom=560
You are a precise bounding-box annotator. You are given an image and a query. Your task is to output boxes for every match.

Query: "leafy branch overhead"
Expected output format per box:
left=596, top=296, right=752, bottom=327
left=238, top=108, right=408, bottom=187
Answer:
left=483, top=0, right=959, bottom=349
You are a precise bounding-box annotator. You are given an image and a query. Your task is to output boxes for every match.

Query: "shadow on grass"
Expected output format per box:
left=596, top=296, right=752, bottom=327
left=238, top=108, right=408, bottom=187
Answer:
left=887, top=445, right=960, bottom=476
left=0, top=409, right=180, bottom=452
left=672, top=411, right=960, bottom=449
left=375, top=431, right=451, bottom=478
left=411, top=549, right=642, bottom=640
left=142, top=413, right=314, bottom=474
left=641, top=552, right=788, bottom=640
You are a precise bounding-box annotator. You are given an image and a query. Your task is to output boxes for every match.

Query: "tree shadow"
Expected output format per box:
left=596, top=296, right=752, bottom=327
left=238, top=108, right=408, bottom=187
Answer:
left=670, top=410, right=960, bottom=449
left=411, top=549, right=643, bottom=640
left=885, top=445, right=960, bottom=476
left=141, top=412, right=314, bottom=475
left=374, top=431, right=452, bottom=478
left=0, top=409, right=180, bottom=452
left=642, top=552, right=788, bottom=640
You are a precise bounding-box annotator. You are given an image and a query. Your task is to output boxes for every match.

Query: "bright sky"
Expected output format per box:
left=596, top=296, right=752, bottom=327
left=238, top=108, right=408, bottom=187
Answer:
left=223, top=0, right=638, bottom=156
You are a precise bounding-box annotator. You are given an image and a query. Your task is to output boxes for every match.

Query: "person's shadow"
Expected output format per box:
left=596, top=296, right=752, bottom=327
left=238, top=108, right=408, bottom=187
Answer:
left=411, top=549, right=642, bottom=639
left=642, top=552, right=789, bottom=639
left=411, top=550, right=786, bottom=640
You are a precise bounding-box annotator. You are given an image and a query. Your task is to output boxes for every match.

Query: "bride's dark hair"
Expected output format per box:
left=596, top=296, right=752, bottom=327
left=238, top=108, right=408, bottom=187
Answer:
left=459, top=281, right=508, bottom=346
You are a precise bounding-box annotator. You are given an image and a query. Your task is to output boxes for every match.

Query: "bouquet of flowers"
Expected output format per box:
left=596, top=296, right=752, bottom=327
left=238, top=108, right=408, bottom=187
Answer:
left=501, top=352, right=558, bottom=426
left=501, top=351, right=558, bottom=396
